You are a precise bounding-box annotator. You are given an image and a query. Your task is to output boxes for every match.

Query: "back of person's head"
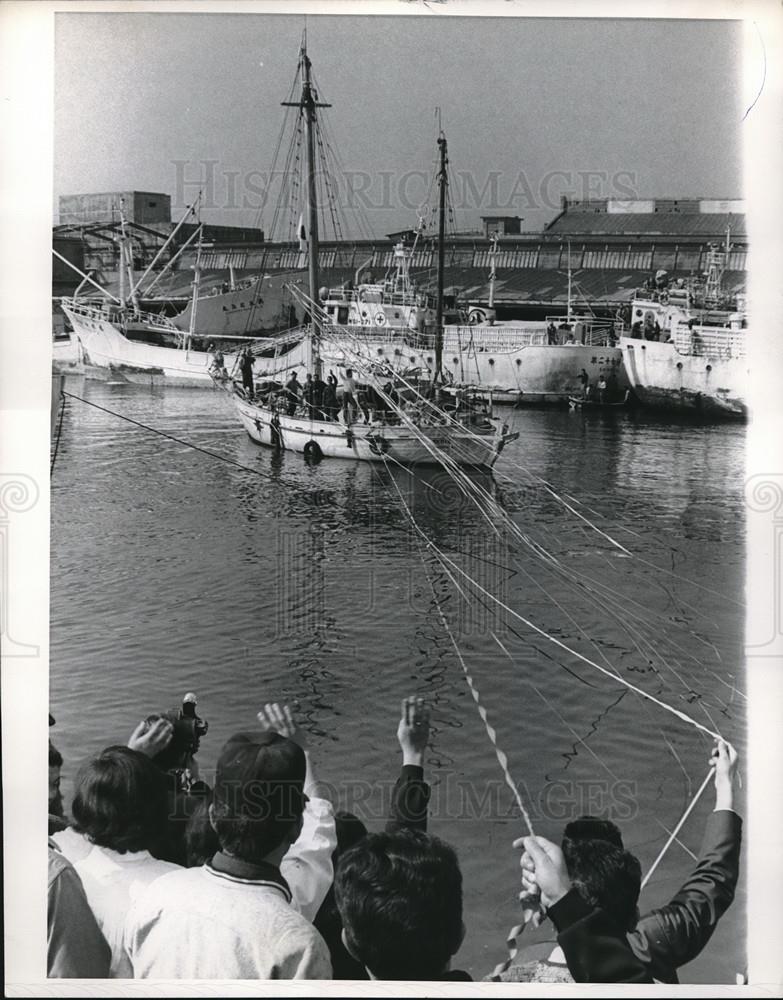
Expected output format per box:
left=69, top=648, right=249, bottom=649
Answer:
left=72, top=746, right=168, bottom=854
left=561, top=836, right=641, bottom=932
left=334, top=829, right=464, bottom=980
left=209, top=730, right=306, bottom=863
left=563, top=816, right=624, bottom=849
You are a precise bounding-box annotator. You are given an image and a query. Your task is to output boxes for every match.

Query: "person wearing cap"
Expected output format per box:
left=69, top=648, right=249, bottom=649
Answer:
left=122, top=721, right=332, bottom=979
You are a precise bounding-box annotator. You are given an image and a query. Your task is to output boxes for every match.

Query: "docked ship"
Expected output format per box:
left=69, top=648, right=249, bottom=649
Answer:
left=619, top=242, right=748, bottom=419
left=56, top=202, right=301, bottom=387
left=312, top=236, right=626, bottom=406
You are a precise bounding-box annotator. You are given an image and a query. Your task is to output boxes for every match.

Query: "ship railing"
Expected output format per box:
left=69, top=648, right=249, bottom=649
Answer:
left=62, top=298, right=181, bottom=332
left=442, top=326, right=548, bottom=350
left=673, top=324, right=747, bottom=359
left=325, top=287, right=418, bottom=308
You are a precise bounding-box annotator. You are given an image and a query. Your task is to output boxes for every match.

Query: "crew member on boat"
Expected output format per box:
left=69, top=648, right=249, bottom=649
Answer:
left=342, top=369, right=359, bottom=425
left=578, top=369, right=589, bottom=399
left=240, top=347, right=255, bottom=397
left=285, top=371, right=301, bottom=417
left=597, top=375, right=607, bottom=403
left=323, top=372, right=338, bottom=420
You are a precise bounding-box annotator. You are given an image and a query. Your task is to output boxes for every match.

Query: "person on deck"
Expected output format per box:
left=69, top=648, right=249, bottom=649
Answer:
left=500, top=738, right=741, bottom=984
left=312, top=373, right=326, bottom=419
left=342, top=369, right=359, bottom=424
left=597, top=375, right=607, bottom=403
left=285, top=371, right=302, bottom=417
left=577, top=370, right=590, bottom=400
left=240, top=347, right=255, bottom=396
left=323, top=372, right=339, bottom=420
left=303, top=373, right=317, bottom=419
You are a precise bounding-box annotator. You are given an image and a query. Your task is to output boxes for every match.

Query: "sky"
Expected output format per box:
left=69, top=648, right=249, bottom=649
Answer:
left=54, top=12, right=744, bottom=239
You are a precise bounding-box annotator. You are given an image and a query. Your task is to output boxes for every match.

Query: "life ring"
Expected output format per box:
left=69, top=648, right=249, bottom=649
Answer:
left=375, top=312, right=386, bottom=326
left=303, top=440, right=322, bottom=461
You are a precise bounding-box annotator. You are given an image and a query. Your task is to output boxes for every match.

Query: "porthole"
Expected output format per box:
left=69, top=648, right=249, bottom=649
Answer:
left=488, top=358, right=495, bottom=365
left=676, top=362, right=683, bottom=370
left=706, top=364, right=712, bottom=372
left=516, top=359, right=522, bottom=366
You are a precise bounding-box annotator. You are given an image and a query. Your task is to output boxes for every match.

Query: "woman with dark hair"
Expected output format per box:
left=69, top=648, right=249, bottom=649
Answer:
left=70, top=747, right=181, bottom=977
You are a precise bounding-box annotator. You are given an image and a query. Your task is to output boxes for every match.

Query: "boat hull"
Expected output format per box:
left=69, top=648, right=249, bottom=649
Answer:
left=620, top=337, right=748, bottom=419
left=234, top=395, right=511, bottom=468
left=318, top=333, right=626, bottom=404
left=62, top=302, right=243, bottom=387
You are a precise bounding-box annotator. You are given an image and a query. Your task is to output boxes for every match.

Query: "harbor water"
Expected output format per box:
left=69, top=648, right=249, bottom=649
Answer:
left=50, top=376, right=746, bottom=983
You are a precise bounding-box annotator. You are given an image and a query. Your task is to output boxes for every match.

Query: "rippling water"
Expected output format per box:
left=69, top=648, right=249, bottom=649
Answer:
left=51, top=376, right=746, bottom=983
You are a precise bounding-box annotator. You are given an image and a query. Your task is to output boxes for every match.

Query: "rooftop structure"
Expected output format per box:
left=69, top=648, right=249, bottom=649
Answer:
left=545, top=197, right=746, bottom=240
left=59, top=191, right=172, bottom=226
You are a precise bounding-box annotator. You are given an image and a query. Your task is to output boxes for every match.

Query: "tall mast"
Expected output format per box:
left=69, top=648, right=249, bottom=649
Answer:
left=283, top=37, right=330, bottom=377
left=435, top=132, right=448, bottom=383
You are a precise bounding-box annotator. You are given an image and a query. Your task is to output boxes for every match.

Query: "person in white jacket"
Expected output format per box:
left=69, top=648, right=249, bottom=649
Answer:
left=123, top=710, right=334, bottom=979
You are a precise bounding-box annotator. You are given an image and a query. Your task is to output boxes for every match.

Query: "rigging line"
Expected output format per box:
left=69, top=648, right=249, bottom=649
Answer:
left=382, top=455, right=534, bottom=832
left=387, top=464, right=539, bottom=983
left=323, top=337, right=732, bottom=670
left=416, top=533, right=723, bottom=740
left=491, top=632, right=621, bottom=782
left=63, top=391, right=281, bottom=484
left=640, top=768, right=713, bottom=890
left=652, top=819, right=698, bottom=862
left=492, top=459, right=742, bottom=609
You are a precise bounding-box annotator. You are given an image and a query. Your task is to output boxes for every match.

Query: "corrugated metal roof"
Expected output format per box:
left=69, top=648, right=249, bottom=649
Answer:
left=545, top=212, right=746, bottom=238
left=102, top=265, right=746, bottom=308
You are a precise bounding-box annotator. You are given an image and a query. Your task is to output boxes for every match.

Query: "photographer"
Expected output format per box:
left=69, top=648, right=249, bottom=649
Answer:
left=127, top=693, right=210, bottom=867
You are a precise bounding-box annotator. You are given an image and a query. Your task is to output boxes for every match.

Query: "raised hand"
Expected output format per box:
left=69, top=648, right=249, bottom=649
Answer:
left=257, top=703, right=307, bottom=750
left=128, top=717, right=173, bottom=758
left=397, top=695, right=430, bottom=766
left=710, top=738, right=738, bottom=811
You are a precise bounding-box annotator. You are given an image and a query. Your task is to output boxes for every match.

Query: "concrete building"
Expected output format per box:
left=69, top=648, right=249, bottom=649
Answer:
left=58, top=191, right=172, bottom=226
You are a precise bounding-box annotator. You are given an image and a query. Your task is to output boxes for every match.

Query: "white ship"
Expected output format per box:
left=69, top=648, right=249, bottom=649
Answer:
left=619, top=241, right=748, bottom=419
left=315, top=239, right=627, bottom=405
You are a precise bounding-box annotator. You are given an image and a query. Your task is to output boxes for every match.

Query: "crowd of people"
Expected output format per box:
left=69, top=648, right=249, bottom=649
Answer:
left=47, top=696, right=742, bottom=983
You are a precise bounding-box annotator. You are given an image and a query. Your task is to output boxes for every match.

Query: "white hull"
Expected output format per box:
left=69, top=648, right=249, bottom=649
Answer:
left=234, top=394, right=512, bottom=467
left=620, top=336, right=748, bottom=419
left=62, top=297, right=624, bottom=403
left=317, top=328, right=626, bottom=404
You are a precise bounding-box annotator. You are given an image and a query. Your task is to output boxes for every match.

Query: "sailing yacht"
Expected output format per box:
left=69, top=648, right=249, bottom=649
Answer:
left=232, top=44, right=517, bottom=469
